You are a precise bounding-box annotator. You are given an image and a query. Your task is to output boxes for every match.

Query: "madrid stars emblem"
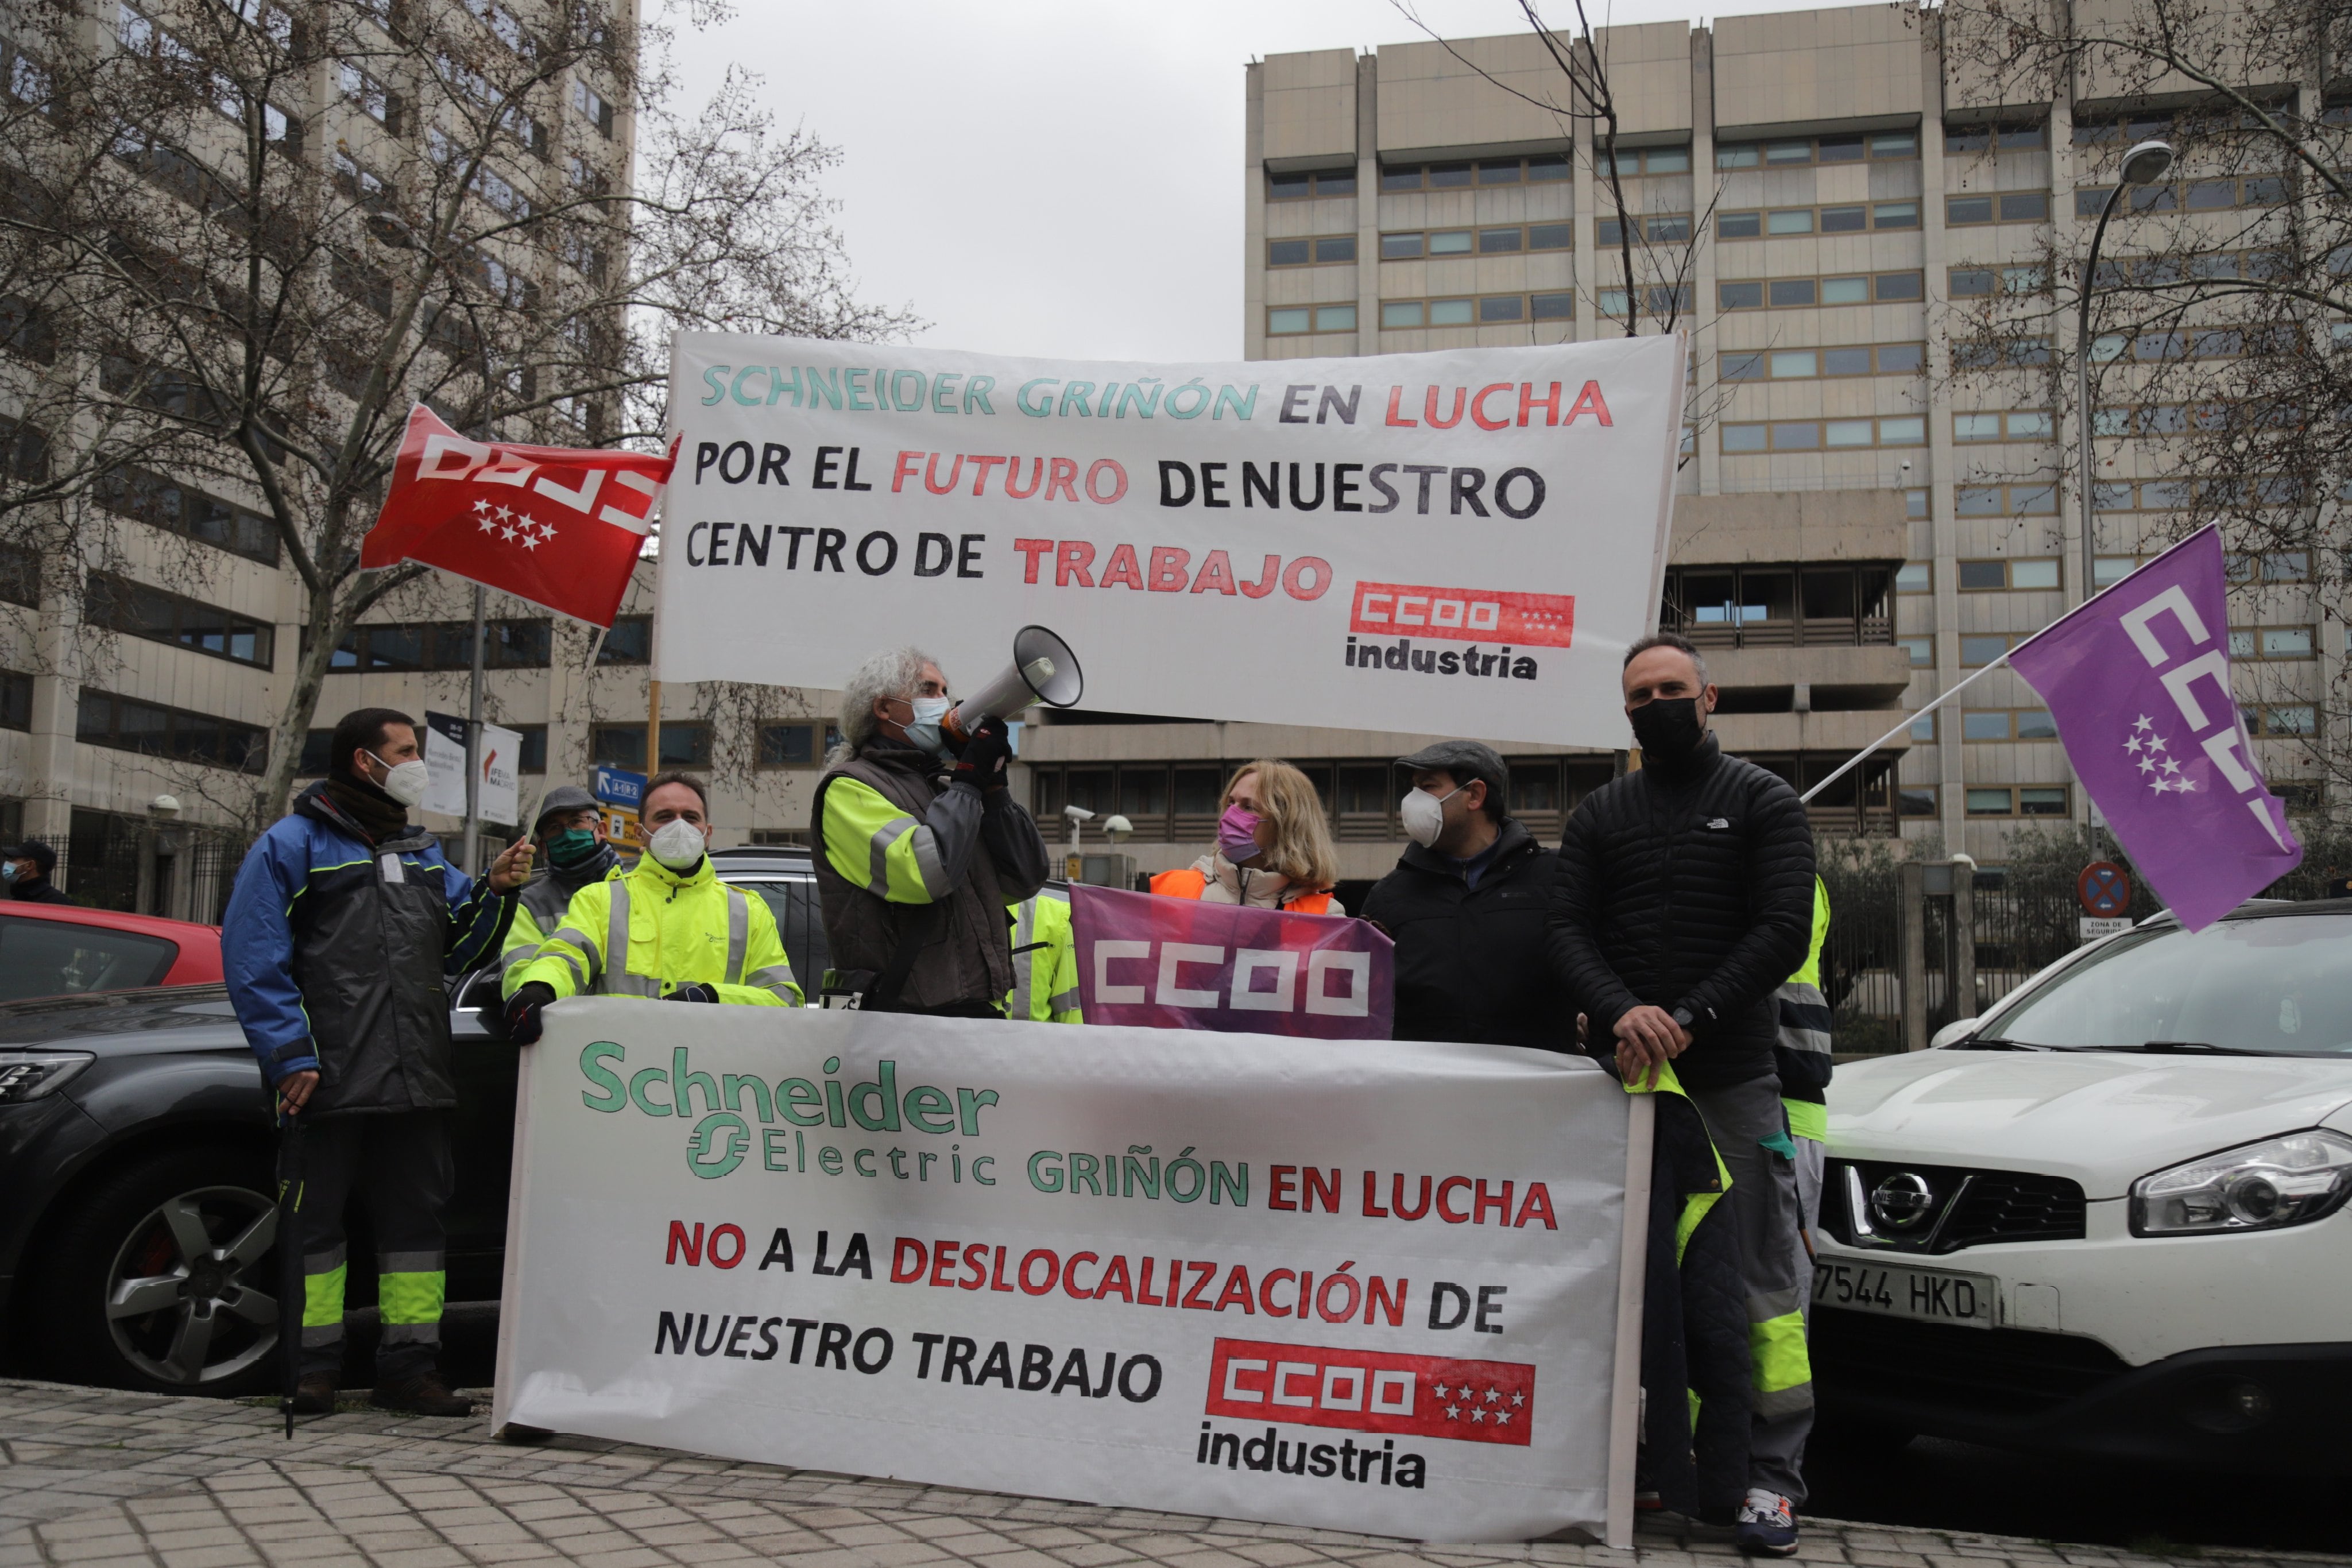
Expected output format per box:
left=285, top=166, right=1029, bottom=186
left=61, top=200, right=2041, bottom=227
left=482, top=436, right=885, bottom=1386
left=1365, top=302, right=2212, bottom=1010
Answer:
left=472, top=497, right=559, bottom=551
left=2122, top=714, right=2198, bottom=795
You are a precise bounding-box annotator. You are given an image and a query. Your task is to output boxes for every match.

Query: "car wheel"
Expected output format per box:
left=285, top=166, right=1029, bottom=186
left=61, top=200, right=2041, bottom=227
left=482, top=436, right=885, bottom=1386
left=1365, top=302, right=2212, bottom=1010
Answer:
left=34, top=1144, right=284, bottom=1396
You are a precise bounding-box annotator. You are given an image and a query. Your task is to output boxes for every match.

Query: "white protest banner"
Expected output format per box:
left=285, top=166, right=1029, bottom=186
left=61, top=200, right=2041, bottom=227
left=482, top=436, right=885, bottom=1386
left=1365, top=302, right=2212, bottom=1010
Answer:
left=493, top=1001, right=1650, bottom=1544
left=657, top=336, right=1684, bottom=747
left=423, top=711, right=469, bottom=818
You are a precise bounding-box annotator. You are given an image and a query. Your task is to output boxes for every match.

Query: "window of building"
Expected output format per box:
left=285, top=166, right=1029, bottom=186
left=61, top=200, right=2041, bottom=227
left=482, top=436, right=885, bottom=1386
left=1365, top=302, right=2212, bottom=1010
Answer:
left=756, top=720, right=841, bottom=767
left=1380, top=152, right=1568, bottom=190
left=1944, top=118, right=2047, bottom=152
left=1594, top=145, right=1688, bottom=177
left=1659, top=563, right=1891, bottom=649
left=1717, top=200, right=1917, bottom=238
left=1717, top=272, right=1922, bottom=310
left=94, top=467, right=278, bottom=566
left=1718, top=342, right=1924, bottom=381
left=1593, top=214, right=1688, bottom=246
left=1387, top=222, right=1577, bottom=257
left=1897, top=635, right=1933, bottom=666
left=1956, top=557, right=2060, bottom=590
left=0, top=669, right=29, bottom=731
left=1955, top=483, right=2058, bottom=517
left=2229, top=626, right=2315, bottom=660
left=1894, top=562, right=1931, bottom=593
left=1905, top=487, right=1929, bottom=518
left=2243, top=704, right=2318, bottom=737
left=1945, top=191, right=2049, bottom=224
left=1383, top=292, right=1579, bottom=328
left=513, top=724, right=546, bottom=772
left=76, top=690, right=266, bottom=772
left=590, top=723, right=644, bottom=769
left=1596, top=284, right=1692, bottom=318
left=1951, top=336, right=2054, bottom=369
left=338, top=63, right=397, bottom=129
left=87, top=572, right=273, bottom=667
left=323, top=617, right=551, bottom=671
left=1966, top=784, right=2069, bottom=816
left=657, top=722, right=710, bottom=767
left=1266, top=304, right=1357, bottom=335
left=2227, top=551, right=2310, bottom=582
left=1899, top=785, right=1939, bottom=816
left=0, top=540, right=37, bottom=609
left=1959, top=633, right=2021, bottom=665
left=1948, top=265, right=2048, bottom=297
left=1718, top=415, right=1922, bottom=452
left=1266, top=166, right=1357, bottom=200
left=1266, top=235, right=1357, bottom=266
left=1963, top=708, right=2059, bottom=741
left=597, top=615, right=651, bottom=664
left=1715, top=130, right=1916, bottom=168
left=1953, top=409, right=2053, bottom=442
left=572, top=78, right=614, bottom=137
left=1910, top=711, right=1937, bottom=741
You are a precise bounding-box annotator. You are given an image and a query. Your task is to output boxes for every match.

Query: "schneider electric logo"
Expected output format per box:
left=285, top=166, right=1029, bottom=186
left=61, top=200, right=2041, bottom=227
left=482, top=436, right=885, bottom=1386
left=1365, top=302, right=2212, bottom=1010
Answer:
left=577, top=1042, right=1004, bottom=1182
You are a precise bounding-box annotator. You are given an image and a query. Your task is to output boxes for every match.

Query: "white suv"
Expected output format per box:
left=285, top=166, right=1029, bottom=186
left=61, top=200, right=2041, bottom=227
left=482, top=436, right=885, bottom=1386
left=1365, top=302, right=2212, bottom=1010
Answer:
left=1814, top=899, right=2352, bottom=1474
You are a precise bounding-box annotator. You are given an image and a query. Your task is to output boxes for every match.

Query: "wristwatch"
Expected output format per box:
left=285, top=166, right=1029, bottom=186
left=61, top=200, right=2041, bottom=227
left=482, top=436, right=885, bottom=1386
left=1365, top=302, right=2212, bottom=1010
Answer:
left=1669, top=1005, right=1696, bottom=1031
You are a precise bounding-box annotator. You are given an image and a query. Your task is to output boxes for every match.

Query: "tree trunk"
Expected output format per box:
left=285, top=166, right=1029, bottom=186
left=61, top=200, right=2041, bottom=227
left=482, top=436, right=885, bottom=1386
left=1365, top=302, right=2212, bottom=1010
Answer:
left=252, top=584, right=352, bottom=828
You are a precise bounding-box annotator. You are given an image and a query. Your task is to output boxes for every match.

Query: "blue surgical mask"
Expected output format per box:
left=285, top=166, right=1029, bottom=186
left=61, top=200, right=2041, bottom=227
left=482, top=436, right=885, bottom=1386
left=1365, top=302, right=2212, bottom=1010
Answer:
left=0, top=862, right=16, bottom=883
left=902, top=696, right=954, bottom=756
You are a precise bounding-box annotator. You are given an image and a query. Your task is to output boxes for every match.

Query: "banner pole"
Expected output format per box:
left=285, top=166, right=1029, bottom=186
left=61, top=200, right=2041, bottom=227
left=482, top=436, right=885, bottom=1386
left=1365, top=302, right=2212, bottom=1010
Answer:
left=1604, top=1090, right=1655, bottom=1552
left=1797, top=654, right=2010, bottom=806
left=463, top=584, right=486, bottom=874
left=487, top=1039, right=535, bottom=1436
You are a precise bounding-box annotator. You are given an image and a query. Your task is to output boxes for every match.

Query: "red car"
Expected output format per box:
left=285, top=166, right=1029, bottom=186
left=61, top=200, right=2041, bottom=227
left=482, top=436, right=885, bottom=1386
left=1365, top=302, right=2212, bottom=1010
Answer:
left=0, top=904, right=223, bottom=1004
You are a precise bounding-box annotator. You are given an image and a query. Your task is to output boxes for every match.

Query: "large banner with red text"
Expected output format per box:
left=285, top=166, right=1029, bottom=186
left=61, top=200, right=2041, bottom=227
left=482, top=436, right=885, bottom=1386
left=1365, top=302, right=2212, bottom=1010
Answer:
left=493, top=1001, right=1642, bottom=1543
left=656, top=335, right=1685, bottom=746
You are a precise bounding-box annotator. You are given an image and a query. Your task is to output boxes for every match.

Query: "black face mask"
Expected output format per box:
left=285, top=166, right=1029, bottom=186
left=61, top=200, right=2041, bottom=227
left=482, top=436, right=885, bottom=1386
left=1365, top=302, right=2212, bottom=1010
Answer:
left=1629, top=696, right=1706, bottom=762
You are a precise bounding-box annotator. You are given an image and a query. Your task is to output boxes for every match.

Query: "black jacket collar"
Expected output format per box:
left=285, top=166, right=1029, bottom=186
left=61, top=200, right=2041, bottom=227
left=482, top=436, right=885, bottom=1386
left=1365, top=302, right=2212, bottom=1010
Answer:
left=1639, top=731, right=1723, bottom=789
left=1397, top=816, right=1537, bottom=881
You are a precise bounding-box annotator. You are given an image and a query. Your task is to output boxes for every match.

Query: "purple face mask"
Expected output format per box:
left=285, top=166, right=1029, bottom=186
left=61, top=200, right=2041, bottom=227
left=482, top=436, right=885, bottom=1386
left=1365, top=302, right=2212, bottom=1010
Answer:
left=1217, top=804, right=1264, bottom=864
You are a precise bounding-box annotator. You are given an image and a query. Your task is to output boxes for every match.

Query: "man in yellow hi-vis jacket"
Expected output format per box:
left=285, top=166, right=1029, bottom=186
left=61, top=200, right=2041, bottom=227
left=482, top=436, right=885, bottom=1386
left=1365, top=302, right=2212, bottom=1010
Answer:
left=1007, top=886, right=1081, bottom=1023
left=1775, top=877, right=1833, bottom=1301
left=502, top=773, right=800, bottom=1040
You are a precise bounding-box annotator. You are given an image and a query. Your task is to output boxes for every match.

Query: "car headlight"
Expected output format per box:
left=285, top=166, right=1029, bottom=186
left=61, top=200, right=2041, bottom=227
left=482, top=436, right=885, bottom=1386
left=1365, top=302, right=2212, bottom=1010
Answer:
left=0, top=1051, right=96, bottom=1104
left=2131, top=1129, right=2352, bottom=1236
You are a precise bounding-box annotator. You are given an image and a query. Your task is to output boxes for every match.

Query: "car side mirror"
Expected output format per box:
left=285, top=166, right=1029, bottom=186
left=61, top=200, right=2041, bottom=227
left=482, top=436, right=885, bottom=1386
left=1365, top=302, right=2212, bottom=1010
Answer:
left=1927, top=1016, right=1980, bottom=1051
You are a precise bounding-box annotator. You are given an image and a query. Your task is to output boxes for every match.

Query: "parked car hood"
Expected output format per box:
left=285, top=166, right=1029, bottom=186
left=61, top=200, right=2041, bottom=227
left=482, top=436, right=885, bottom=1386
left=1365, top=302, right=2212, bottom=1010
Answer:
left=1828, top=1048, right=2352, bottom=1197
left=0, top=985, right=247, bottom=1056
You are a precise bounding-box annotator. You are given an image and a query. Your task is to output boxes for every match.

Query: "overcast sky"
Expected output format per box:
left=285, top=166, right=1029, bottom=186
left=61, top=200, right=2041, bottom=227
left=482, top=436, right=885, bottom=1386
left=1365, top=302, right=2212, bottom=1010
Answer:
left=672, top=0, right=1835, bottom=363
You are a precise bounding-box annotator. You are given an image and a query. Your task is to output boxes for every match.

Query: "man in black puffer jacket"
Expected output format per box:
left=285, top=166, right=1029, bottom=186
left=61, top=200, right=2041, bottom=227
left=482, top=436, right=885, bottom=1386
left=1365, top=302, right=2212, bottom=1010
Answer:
left=1362, top=741, right=1572, bottom=1050
left=1548, top=631, right=1817, bottom=1558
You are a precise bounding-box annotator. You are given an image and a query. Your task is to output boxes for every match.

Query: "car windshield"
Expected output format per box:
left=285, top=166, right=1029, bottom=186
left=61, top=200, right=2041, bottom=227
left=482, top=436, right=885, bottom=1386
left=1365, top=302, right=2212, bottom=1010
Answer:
left=1979, top=912, right=2352, bottom=1056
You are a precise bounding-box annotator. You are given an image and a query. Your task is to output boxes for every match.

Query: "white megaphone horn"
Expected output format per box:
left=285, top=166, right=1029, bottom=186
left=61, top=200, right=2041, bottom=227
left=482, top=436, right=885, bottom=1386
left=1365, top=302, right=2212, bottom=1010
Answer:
left=943, top=625, right=1085, bottom=744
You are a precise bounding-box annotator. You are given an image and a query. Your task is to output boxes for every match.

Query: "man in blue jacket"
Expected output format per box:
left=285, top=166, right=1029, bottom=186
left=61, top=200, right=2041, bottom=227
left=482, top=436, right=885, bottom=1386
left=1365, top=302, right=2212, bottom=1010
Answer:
left=224, top=706, right=531, bottom=1415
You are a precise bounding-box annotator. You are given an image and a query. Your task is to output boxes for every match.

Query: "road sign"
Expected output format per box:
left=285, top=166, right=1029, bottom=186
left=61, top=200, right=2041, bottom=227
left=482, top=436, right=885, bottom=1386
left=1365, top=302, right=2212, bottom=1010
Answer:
left=2079, top=916, right=2132, bottom=942
left=2078, top=861, right=2133, bottom=916
left=593, top=765, right=644, bottom=810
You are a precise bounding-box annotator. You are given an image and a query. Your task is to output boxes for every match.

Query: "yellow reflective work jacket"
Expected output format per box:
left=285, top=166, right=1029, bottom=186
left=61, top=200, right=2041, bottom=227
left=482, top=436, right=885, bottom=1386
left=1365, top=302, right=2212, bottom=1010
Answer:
left=1774, top=876, right=1832, bottom=1143
left=1006, top=888, right=1081, bottom=1023
left=506, top=852, right=802, bottom=1005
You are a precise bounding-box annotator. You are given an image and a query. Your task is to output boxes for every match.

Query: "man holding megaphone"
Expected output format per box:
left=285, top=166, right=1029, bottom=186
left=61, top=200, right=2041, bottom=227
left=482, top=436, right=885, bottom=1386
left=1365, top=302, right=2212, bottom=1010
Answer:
left=812, top=641, right=1061, bottom=1015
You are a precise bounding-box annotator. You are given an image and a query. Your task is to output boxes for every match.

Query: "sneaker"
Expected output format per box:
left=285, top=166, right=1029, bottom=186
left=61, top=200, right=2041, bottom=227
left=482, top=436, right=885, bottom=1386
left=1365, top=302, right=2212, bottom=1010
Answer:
left=288, top=1373, right=338, bottom=1416
left=1735, top=1489, right=1799, bottom=1558
left=370, top=1372, right=474, bottom=1417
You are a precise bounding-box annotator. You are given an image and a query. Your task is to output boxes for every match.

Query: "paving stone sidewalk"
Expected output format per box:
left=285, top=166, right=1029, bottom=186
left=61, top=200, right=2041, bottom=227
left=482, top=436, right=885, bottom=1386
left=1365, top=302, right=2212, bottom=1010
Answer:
left=2, top=1381, right=2340, bottom=1568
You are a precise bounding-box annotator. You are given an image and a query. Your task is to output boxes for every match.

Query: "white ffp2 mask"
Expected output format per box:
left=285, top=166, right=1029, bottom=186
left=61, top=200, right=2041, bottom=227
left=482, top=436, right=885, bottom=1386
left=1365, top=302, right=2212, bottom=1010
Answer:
left=368, top=752, right=430, bottom=808
left=1398, top=784, right=1461, bottom=848
left=647, top=816, right=707, bottom=871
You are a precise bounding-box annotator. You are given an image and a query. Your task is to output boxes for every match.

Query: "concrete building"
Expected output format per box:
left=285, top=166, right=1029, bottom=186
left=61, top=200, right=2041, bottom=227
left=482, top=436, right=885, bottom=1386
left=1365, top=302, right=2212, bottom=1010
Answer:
left=1016, top=0, right=2335, bottom=897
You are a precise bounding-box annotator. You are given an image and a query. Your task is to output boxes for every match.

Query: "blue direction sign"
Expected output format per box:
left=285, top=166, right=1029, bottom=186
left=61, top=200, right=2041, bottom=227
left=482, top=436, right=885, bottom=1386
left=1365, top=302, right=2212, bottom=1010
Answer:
left=2077, top=861, right=2133, bottom=917
left=593, top=766, right=645, bottom=810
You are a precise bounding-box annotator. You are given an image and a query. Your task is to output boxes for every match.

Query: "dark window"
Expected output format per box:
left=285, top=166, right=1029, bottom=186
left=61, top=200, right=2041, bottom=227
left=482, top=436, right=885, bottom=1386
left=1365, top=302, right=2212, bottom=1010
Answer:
left=1947, top=195, right=1992, bottom=224
left=75, top=690, right=265, bottom=772
left=1820, top=204, right=1867, bottom=231
left=659, top=722, right=710, bottom=767
left=1648, top=214, right=1692, bottom=242
left=1478, top=159, right=1522, bottom=184
left=590, top=723, right=644, bottom=769
left=1958, top=560, right=2007, bottom=590
left=1268, top=170, right=1310, bottom=200
left=1948, top=269, right=1994, bottom=297
left=1720, top=352, right=1764, bottom=380
left=1380, top=233, right=1425, bottom=259
left=0, top=915, right=177, bottom=1000
left=1528, top=222, right=1572, bottom=250
left=0, top=293, right=57, bottom=364
left=1172, top=768, right=1221, bottom=816
left=514, top=725, right=547, bottom=772
left=94, top=467, right=278, bottom=566
left=1313, top=235, right=1356, bottom=262
left=1531, top=292, right=1573, bottom=319
left=2077, top=186, right=2114, bottom=217
left=1527, top=154, right=1569, bottom=181
left=1426, top=162, right=1472, bottom=188
left=1380, top=165, right=1421, bottom=191
left=1875, top=272, right=1924, bottom=300
left=1719, top=281, right=1763, bottom=309
left=1120, top=766, right=1168, bottom=819
left=0, top=670, right=29, bottom=730
left=757, top=721, right=836, bottom=767
left=1999, top=191, right=2048, bottom=222
left=1064, top=768, right=1113, bottom=816
left=87, top=572, right=273, bottom=667
left=598, top=615, right=651, bottom=664
left=1823, top=347, right=1871, bottom=375
left=1769, top=279, right=1816, bottom=307
left=1314, top=169, right=1355, bottom=196
left=1480, top=295, right=1524, bottom=322
left=1816, top=135, right=1864, bottom=162
left=1508, top=761, right=1560, bottom=815
left=298, top=728, right=332, bottom=774
left=0, top=541, right=37, bottom=607
left=1479, top=227, right=1523, bottom=253
left=1717, top=211, right=1761, bottom=238
left=1267, top=239, right=1310, bottom=266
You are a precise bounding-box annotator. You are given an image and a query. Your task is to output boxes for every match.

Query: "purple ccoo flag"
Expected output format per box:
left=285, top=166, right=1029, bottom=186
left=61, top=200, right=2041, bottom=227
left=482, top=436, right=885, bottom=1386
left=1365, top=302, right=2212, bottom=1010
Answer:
left=2006, top=525, right=2300, bottom=931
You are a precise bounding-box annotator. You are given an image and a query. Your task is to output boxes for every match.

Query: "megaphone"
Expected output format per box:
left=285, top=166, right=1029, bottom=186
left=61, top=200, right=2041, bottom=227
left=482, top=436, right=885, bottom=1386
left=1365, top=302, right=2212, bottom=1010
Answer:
left=943, top=625, right=1084, bottom=744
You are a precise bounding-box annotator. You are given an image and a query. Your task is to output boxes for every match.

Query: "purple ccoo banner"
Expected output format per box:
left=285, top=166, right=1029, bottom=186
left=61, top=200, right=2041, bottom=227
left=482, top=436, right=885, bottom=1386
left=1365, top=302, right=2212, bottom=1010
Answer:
left=1067, top=884, right=1394, bottom=1039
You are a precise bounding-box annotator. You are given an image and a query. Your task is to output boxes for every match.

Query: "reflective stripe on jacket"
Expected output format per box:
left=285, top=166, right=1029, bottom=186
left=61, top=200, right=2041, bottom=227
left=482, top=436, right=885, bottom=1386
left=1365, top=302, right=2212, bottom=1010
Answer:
left=1149, top=866, right=1335, bottom=915
left=1773, top=875, right=1833, bottom=1133
left=1007, top=888, right=1081, bottom=1023
left=497, top=851, right=620, bottom=985
left=506, top=853, right=801, bottom=1005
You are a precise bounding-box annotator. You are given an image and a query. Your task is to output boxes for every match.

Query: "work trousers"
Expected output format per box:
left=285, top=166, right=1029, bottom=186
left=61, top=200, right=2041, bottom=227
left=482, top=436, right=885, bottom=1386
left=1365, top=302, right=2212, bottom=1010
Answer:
left=295, top=1110, right=454, bottom=1380
left=1685, top=1074, right=1814, bottom=1507
left=1792, top=1134, right=1825, bottom=1313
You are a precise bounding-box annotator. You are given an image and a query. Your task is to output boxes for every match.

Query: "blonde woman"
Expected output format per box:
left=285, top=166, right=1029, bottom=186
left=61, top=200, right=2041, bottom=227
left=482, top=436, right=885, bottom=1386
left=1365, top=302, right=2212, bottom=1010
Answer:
left=1149, top=760, right=1344, bottom=915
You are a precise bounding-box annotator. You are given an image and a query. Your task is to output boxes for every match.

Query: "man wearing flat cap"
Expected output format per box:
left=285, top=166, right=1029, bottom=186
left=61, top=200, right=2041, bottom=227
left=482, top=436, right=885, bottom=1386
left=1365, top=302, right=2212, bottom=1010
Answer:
left=1360, top=741, right=1573, bottom=1050
left=4, top=841, right=72, bottom=904
left=496, top=785, right=619, bottom=985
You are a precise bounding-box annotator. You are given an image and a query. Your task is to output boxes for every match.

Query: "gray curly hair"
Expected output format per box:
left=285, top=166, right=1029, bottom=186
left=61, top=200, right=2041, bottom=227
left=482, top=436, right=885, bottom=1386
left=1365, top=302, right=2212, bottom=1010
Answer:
left=833, top=645, right=945, bottom=762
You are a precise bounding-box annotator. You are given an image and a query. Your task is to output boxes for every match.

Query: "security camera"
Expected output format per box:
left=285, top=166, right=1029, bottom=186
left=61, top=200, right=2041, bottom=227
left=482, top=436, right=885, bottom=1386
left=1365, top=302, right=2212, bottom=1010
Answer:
left=1104, top=814, right=1133, bottom=845
left=1062, top=804, right=1095, bottom=824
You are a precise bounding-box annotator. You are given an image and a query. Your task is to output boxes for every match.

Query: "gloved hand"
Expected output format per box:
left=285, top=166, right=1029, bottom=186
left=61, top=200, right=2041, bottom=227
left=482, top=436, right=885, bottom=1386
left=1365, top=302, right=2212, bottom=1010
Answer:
left=952, top=717, right=1013, bottom=792
left=505, top=982, right=557, bottom=1044
left=664, top=982, right=720, bottom=1004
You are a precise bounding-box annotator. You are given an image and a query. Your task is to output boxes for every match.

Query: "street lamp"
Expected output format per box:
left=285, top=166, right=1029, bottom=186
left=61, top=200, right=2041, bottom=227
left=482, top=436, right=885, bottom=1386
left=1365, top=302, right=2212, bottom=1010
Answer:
left=2076, top=138, right=2175, bottom=602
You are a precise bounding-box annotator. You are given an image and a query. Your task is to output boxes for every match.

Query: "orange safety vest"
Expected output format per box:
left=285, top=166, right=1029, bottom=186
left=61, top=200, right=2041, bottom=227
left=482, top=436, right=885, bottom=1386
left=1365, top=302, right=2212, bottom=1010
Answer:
left=1148, top=866, right=1335, bottom=915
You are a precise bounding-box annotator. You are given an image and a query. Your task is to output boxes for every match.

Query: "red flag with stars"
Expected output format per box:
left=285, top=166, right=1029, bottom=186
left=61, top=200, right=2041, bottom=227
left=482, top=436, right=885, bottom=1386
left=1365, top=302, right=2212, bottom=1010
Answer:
left=359, top=404, right=679, bottom=628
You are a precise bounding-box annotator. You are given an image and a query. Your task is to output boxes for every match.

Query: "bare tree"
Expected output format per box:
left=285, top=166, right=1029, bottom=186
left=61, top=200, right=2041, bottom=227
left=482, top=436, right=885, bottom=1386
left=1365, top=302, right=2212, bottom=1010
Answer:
left=1940, top=0, right=2352, bottom=798
left=0, top=0, right=911, bottom=828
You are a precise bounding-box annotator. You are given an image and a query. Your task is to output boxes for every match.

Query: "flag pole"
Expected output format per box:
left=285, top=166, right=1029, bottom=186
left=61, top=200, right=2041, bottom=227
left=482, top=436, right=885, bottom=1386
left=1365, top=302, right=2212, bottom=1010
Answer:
left=1798, top=654, right=2011, bottom=806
